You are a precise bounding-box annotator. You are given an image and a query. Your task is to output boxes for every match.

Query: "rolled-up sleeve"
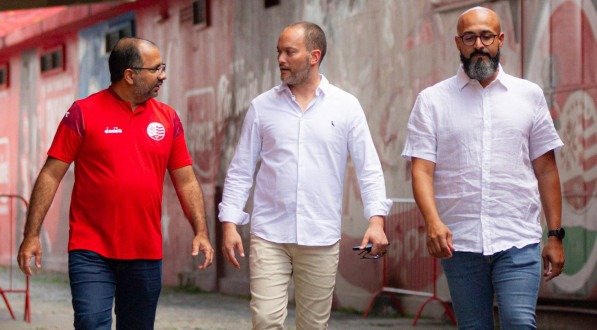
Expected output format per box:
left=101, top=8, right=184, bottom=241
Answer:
left=401, top=93, right=437, bottom=162
left=218, top=105, right=262, bottom=225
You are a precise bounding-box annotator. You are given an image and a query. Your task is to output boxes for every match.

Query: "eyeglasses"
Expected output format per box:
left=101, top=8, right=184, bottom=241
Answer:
left=130, top=64, right=166, bottom=74
left=458, top=33, right=498, bottom=46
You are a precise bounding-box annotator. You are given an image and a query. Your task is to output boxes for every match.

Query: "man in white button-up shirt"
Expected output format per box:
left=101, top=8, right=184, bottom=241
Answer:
left=402, top=7, right=565, bottom=329
left=219, top=22, right=392, bottom=329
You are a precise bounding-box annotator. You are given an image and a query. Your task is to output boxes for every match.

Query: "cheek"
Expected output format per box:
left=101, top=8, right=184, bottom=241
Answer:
left=459, top=47, right=472, bottom=58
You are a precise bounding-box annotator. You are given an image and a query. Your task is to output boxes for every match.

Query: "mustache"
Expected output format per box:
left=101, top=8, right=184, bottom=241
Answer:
left=469, top=50, right=490, bottom=58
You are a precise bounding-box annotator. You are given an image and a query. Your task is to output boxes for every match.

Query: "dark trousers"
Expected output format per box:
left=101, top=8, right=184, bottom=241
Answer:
left=68, top=250, right=162, bottom=330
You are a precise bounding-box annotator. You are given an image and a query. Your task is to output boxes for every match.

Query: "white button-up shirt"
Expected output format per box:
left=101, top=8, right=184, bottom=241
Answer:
left=219, top=75, right=392, bottom=246
left=402, top=66, right=563, bottom=255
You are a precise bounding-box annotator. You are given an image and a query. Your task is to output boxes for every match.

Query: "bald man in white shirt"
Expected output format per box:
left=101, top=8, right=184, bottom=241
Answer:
left=219, top=21, right=391, bottom=329
left=402, top=7, right=565, bottom=329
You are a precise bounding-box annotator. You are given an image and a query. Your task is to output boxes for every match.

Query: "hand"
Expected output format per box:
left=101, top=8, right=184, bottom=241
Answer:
left=191, top=233, right=214, bottom=270
left=17, top=236, right=42, bottom=276
left=542, top=237, right=565, bottom=281
left=360, top=216, right=389, bottom=257
left=221, top=222, right=245, bottom=269
left=425, top=220, right=454, bottom=258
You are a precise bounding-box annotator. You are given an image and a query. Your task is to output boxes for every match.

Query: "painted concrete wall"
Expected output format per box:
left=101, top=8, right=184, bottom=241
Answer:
left=0, top=0, right=594, bottom=313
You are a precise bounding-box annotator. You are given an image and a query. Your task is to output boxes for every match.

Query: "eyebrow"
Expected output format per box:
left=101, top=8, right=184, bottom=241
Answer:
left=462, top=29, right=495, bottom=34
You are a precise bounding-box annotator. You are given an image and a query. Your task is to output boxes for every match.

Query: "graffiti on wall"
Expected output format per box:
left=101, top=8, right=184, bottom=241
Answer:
left=539, top=1, right=597, bottom=297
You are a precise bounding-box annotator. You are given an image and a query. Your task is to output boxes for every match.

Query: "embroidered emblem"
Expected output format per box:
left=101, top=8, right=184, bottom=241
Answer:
left=147, top=122, right=166, bottom=141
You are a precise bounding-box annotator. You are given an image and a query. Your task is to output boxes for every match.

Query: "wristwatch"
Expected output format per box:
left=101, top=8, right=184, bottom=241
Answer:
left=547, top=227, right=565, bottom=240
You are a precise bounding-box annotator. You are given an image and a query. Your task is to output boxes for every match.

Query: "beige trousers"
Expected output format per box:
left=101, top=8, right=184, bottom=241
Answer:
left=249, top=235, right=340, bottom=330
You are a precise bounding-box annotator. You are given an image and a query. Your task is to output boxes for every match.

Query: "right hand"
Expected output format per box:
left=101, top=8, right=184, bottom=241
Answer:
left=17, top=236, right=42, bottom=276
left=221, top=222, right=245, bottom=269
left=426, top=220, right=454, bottom=258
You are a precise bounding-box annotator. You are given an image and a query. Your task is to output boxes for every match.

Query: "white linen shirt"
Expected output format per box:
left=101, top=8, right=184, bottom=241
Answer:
left=219, top=75, right=392, bottom=246
left=402, top=66, right=563, bottom=255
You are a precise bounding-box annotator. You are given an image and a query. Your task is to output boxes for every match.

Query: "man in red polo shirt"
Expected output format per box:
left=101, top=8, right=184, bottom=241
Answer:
left=17, top=37, right=214, bottom=329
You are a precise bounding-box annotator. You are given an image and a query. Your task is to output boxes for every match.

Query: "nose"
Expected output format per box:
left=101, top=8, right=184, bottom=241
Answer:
left=278, top=53, right=286, bottom=65
left=158, top=71, right=166, bottom=81
left=474, top=36, right=485, bottom=49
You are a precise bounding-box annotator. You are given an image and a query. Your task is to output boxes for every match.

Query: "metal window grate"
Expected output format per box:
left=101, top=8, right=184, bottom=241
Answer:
left=105, top=20, right=135, bottom=53
left=40, top=46, right=64, bottom=74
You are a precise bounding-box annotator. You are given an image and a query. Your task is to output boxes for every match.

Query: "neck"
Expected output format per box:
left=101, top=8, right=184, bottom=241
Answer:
left=111, top=83, right=142, bottom=110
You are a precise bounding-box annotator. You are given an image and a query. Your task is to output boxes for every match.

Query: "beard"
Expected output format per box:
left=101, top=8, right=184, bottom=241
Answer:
left=280, top=56, right=311, bottom=86
left=460, top=49, right=500, bottom=82
left=133, top=76, right=160, bottom=102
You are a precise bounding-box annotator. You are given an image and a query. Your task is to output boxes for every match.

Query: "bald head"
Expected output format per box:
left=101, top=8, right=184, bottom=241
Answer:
left=457, top=7, right=501, bottom=35
left=285, top=21, right=327, bottom=65
left=108, top=37, right=158, bottom=83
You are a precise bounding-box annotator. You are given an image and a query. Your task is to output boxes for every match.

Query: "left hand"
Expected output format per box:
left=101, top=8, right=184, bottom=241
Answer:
left=192, top=233, right=214, bottom=270
left=359, top=215, right=389, bottom=257
left=541, top=237, right=565, bottom=281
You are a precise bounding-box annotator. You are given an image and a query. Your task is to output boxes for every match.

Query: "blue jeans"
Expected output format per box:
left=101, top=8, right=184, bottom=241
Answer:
left=68, top=250, right=162, bottom=330
left=441, top=243, right=540, bottom=330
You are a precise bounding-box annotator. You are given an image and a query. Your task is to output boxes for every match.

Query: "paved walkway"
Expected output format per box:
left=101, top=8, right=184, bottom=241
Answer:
left=0, top=267, right=455, bottom=329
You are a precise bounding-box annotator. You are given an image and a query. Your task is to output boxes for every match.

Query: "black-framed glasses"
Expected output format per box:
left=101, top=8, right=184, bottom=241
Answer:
left=130, top=63, right=166, bottom=74
left=458, top=33, right=498, bottom=46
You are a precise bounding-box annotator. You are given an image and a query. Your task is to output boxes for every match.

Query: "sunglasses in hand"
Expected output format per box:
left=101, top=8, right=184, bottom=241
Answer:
left=352, top=243, right=388, bottom=259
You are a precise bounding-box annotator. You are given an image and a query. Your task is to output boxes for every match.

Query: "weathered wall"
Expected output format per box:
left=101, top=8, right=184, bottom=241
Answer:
left=0, top=0, right=594, bottom=313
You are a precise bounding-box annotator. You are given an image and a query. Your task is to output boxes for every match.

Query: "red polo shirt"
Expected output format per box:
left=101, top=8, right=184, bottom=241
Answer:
left=48, top=88, right=192, bottom=259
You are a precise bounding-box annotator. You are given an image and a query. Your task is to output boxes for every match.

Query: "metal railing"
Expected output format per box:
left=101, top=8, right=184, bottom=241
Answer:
left=0, top=194, right=31, bottom=323
left=363, top=198, right=455, bottom=325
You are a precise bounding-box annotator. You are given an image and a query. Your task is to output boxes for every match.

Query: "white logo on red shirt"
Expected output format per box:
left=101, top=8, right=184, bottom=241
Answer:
left=147, top=122, right=166, bottom=141
left=104, top=127, right=123, bottom=134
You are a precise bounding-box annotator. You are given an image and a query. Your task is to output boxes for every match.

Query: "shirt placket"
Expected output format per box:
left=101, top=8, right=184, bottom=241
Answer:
left=292, top=93, right=320, bottom=244
left=296, top=109, right=306, bottom=243
left=480, top=88, right=493, bottom=254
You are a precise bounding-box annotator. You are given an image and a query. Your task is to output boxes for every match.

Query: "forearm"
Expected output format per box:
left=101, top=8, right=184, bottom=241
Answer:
left=533, top=151, right=562, bottom=230
left=170, top=167, right=209, bottom=237
left=411, top=161, right=442, bottom=227
left=537, top=170, right=562, bottom=230
left=178, top=182, right=208, bottom=235
left=24, top=158, right=68, bottom=238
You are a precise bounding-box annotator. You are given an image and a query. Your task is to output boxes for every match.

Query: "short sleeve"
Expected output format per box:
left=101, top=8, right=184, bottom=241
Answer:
left=529, top=90, right=564, bottom=160
left=401, top=93, right=437, bottom=162
left=167, top=112, right=193, bottom=170
left=47, top=102, right=84, bottom=163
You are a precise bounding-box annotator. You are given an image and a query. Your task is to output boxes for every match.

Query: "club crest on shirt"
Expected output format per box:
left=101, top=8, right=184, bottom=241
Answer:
left=147, top=122, right=166, bottom=141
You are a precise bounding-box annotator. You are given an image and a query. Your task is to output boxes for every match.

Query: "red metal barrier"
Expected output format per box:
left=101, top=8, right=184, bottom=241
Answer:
left=364, top=198, right=455, bottom=325
left=0, top=194, right=31, bottom=323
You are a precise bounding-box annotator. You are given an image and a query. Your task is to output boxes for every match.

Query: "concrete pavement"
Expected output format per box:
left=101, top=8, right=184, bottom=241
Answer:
left=0, top=268, right=454, bottom=329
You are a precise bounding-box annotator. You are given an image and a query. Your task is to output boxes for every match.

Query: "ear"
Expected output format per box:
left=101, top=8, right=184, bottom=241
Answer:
left=497, top=32, right=505, bottom=48
left=454, top=35, right=462, bottom=53
left=310, top=49, right=322, bottom=66
left=124, top=68, right=136, bottom=85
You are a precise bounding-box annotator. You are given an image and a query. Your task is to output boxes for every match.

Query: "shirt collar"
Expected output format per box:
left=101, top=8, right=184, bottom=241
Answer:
left=457, top=64, right=510, bottom=91
left=274, top=74, right=330, bottom=97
